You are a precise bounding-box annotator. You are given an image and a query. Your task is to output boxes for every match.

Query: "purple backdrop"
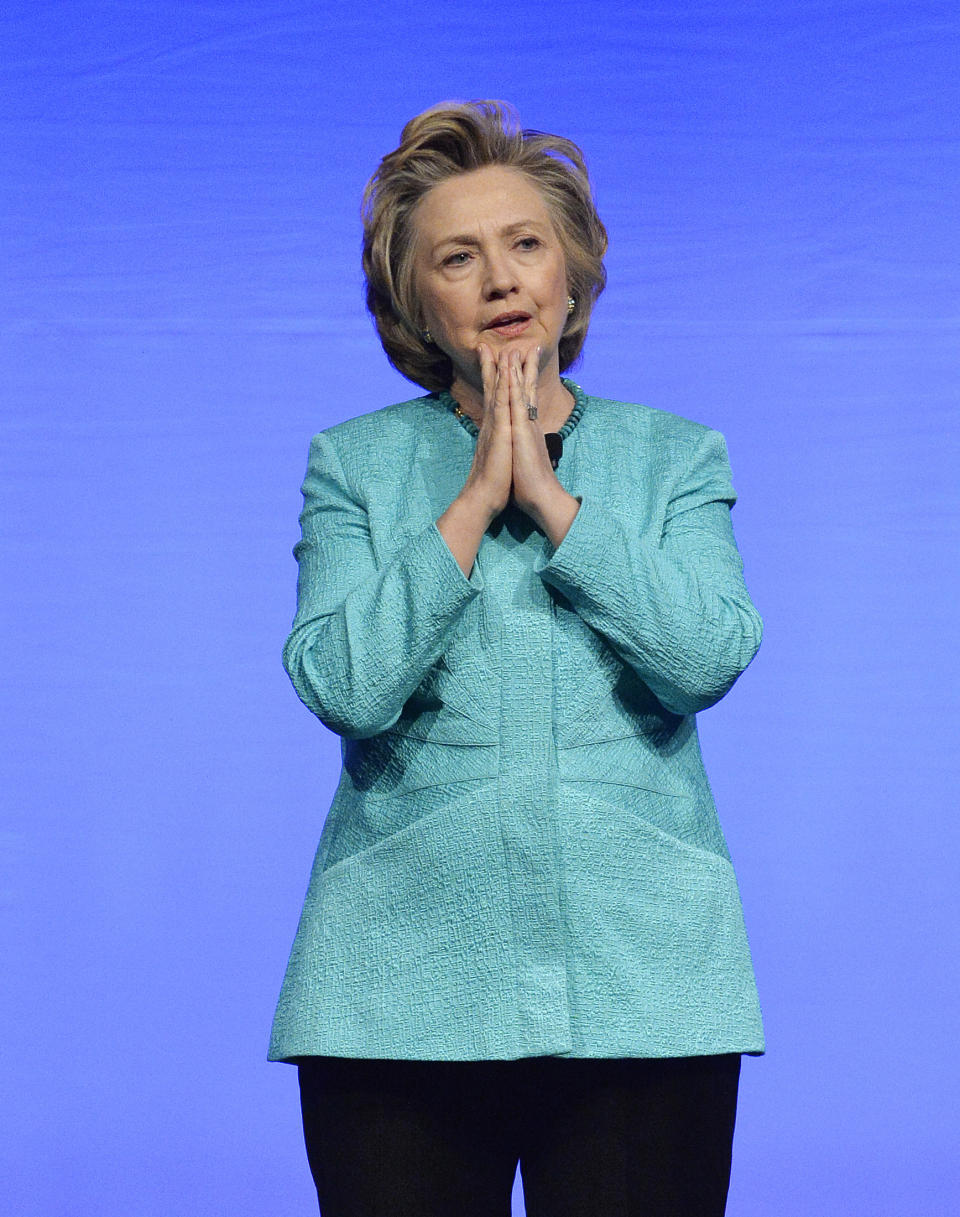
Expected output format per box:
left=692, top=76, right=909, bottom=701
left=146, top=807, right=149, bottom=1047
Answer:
left=2, top=1, right=958, bottom=1212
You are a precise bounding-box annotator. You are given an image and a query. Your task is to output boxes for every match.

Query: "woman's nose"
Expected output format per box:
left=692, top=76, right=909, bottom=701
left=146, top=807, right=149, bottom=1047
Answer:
left=482, top=251, right=518, bottom=298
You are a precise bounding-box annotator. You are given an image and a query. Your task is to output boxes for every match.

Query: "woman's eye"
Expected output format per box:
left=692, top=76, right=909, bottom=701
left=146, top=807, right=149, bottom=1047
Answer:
left=517, top=237, right=541, bottom=250
left=444, top=251, right=470, bottom=266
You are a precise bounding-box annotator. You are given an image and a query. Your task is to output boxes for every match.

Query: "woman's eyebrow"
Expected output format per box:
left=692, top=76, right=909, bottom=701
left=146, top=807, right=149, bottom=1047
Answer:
left=431, top=219, right=547, bottom=254
left=432, top=233, right=482, bottom=253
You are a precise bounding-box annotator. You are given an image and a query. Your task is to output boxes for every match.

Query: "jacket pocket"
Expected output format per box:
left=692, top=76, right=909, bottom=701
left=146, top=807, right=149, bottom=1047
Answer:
left=559, top=777, right=731, bottom=861
left=317, top=780, right=492, bottom=877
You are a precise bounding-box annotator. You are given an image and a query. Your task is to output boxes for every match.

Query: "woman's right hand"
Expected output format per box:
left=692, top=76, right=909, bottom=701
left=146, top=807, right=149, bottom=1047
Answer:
left=458, top=342, right=514, bottom=524
left=436, top=343, right=524, bottom=577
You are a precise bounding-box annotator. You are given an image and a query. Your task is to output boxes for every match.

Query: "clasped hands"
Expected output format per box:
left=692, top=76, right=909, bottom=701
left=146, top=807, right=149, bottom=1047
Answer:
left=461, top=343, right=578, bottom=540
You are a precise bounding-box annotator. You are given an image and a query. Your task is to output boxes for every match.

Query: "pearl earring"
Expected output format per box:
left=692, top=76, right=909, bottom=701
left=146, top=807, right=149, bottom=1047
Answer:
left=567, top=296, right=575, bottom=315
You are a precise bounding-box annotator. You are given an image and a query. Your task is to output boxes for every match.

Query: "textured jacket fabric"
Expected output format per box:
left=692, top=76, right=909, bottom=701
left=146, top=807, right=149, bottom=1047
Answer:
left=268, top=382, right=765, bottom=1062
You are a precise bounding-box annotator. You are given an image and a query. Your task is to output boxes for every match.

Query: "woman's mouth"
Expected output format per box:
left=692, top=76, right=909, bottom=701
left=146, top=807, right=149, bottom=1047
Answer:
left=484, top=312, right=532, bottom=337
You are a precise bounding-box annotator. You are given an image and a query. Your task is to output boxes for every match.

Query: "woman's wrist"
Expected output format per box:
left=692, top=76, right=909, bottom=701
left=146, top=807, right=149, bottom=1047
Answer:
left=436, top=487, right=497, bottom=578
left=524, top=483, right=581, bottom=548
left=456, top=479, right=504, bottom=529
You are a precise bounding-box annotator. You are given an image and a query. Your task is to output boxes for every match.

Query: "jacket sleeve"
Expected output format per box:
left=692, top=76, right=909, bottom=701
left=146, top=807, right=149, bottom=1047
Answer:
left=535, top=427, right=762, bottom=716
left=282, top=431, right=483, bottom=738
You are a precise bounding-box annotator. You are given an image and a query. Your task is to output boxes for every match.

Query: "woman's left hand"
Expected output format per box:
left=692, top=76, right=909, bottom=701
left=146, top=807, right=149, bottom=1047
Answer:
left=506, top=345, right=581, bottom=545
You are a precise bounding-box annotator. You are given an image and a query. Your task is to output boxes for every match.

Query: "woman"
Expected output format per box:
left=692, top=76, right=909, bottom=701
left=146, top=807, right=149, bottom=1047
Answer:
left=269, top=100, right=764, bottom=1217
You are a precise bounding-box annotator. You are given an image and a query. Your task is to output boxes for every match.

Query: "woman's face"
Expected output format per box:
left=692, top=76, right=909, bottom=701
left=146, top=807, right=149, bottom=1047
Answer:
left=411, top=165, right=569, bottom=391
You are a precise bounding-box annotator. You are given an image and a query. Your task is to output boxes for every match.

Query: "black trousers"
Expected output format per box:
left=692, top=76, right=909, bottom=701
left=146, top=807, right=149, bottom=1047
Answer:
left=297, top=1053, right=741, bottom=1217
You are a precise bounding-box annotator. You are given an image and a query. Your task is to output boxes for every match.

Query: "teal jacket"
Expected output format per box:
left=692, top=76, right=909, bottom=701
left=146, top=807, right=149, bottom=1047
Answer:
left=269, top=381, right=765, bottom=1062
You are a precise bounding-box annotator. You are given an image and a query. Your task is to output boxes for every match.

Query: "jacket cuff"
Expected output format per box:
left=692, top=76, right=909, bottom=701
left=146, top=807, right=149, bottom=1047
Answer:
left=533, top=495, right=608, bottom=594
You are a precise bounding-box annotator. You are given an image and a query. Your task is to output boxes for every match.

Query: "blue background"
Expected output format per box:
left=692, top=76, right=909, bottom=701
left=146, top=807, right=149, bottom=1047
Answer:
left=2, top=2, right=958, bottom=1212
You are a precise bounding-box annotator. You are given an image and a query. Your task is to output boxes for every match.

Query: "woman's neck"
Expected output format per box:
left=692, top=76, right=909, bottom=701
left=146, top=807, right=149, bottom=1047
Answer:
left=448, top=365, right=575, bottom=434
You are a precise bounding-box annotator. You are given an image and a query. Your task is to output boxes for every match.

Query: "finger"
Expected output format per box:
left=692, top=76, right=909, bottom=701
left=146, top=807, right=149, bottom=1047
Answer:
left=523, top=345, right=540, bottom=409
left=507, top=348, right=522, bottom=417
left=484, top=345, right=508, bottom=429
left=495, top=348, right=511, bottom=410
left=510, top=347, right=537, bottom=425
left=478, top=343, right=496, bottom=407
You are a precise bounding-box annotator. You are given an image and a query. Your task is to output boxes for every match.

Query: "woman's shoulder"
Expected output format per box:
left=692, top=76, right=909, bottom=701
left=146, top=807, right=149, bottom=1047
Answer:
left=583, top=391, right=721, bottom=449
left=317, top=392, right=443, bottom=444
left=303, top=392, right=449, bottom=478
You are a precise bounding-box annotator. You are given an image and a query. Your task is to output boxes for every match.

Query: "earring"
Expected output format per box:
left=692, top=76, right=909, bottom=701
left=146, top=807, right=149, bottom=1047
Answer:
left=422, top=328, right=433, bottom=344
left=567, top=296, right=575, bottom=315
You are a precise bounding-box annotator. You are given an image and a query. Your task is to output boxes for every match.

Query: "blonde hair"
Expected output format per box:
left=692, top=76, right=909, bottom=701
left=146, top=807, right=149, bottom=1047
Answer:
left=362, top=100, right=608, bottom=392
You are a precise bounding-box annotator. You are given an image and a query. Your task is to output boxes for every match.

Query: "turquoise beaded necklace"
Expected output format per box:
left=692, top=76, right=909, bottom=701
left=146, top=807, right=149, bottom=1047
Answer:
left=439, top=378, right=588, bottom=453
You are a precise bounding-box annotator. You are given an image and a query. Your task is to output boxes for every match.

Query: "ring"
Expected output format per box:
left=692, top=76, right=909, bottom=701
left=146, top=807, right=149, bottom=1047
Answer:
left=525, top=401, right=538, bottom=420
